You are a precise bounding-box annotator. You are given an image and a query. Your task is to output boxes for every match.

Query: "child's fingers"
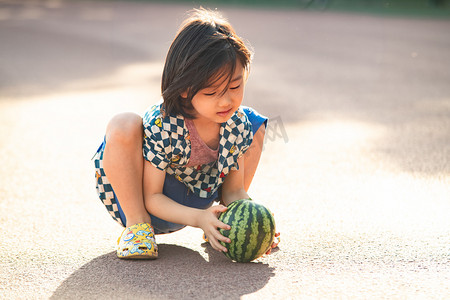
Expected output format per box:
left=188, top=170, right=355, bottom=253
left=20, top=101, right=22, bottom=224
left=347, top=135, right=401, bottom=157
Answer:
left=211, top=208, right=231, bottom=231
left=210, top=226, right=231, bottom=244
left=216, top=219, right=231, bottom=231
left=210, top=205, right=228, bottom=216
left=205, top=227, right=230, bottom=252
left=217, top=232, right=231, bottom=244
left=266, top=233, right=281, bottom=255
left=272, top=234, right=280, bottom=248
left=213, top=243, right=227, bottom=253
left=209, top=234, right=228, bottom=252
left=211, top=204, right=227, bottom=212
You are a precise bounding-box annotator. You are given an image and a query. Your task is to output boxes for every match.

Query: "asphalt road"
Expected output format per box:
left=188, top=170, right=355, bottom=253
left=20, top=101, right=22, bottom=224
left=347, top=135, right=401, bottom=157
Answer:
left=1, top=0, right=449, bottom=299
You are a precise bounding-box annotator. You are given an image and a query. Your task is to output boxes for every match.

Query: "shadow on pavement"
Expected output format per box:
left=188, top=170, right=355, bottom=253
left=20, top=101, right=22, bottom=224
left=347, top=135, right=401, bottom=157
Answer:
left=51, top=244, right=275, bottom=299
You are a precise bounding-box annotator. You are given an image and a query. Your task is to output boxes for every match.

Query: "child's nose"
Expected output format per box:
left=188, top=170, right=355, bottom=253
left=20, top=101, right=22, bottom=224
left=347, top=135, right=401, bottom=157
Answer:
left=218, top=92, right=232, bottom=107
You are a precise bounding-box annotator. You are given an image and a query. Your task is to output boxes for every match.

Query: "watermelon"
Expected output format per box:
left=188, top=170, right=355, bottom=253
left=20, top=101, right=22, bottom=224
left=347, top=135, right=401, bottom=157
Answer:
left=219, top=199, right=276, bottom=262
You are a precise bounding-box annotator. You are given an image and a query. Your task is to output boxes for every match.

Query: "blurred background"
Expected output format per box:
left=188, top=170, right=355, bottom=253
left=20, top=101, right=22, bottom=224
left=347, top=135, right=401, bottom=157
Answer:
left=1, top=0, right=450, bottom=99
left=1, top=0, right=449, bottom=174
left=1, top=0, right=449, bottom=299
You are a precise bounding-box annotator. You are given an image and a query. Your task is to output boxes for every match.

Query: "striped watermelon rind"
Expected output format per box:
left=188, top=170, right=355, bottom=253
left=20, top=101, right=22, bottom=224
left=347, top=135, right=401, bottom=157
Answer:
left=218, top=199, right=276, bottom=262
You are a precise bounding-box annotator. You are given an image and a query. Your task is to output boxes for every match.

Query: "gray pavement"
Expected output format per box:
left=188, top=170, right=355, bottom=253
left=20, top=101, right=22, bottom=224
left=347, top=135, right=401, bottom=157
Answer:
left=1, top=0, right=450, bottom=299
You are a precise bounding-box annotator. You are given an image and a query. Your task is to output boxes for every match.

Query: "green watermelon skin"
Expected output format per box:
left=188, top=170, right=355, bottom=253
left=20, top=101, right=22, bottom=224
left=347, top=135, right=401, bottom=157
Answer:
left=219, top=199, right=276, bottom=262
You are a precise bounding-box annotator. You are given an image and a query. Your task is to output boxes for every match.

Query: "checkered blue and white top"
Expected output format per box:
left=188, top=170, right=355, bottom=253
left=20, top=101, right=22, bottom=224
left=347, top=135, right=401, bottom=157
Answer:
left=143, top=103, right=253, bottom=198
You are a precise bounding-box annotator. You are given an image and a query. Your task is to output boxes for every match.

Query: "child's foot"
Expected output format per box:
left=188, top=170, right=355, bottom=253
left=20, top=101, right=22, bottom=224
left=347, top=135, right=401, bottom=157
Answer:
left=117, top=223, right=158, bottom=259
left=265, top=232, right=281, bottom=255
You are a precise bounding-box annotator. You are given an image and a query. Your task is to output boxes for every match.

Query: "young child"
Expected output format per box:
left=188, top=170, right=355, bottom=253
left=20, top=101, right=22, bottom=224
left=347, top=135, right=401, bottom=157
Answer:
left=93, top=8, right=279, bottom=259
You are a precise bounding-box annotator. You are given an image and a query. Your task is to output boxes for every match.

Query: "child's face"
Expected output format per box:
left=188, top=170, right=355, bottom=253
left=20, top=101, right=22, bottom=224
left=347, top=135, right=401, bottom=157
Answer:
left=189, top=61, right=246, bottom=124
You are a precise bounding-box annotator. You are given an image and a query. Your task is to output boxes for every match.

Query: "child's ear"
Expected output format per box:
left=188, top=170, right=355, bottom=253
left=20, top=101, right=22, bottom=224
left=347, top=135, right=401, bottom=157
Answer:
left=181, top=90, right=188, bottom=98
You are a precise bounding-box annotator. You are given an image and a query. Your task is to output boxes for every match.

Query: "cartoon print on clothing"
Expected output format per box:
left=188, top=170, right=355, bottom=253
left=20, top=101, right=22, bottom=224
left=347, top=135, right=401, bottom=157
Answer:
left=123, top=231, right=135, bottom=242
left=136, top=230, right=152, bottom=236
left=93, top=105, right=267, bottom=230
left=116, top=223, right=158, bottom=259
left=129, top=245, right=144, bottom=255
left=142, top=102, right=253, bottom=198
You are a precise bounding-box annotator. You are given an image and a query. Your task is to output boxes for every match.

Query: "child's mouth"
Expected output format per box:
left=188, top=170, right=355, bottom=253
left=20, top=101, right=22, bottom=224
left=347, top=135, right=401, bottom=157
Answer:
left=217, top=108, right=232, bottom=117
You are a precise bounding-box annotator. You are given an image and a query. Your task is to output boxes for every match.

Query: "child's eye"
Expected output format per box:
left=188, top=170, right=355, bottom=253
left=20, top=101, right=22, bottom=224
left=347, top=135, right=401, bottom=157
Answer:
left=230, top=84, right=241, bottom=90
left=204, top=92, right=216, bottom=96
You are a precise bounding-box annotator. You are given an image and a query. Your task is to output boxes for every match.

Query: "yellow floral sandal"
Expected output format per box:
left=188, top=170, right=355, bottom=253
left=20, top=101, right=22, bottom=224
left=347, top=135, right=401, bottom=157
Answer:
left=117, top=223, right=158, bottom=259
left=202, top=233, right=209, bottom=243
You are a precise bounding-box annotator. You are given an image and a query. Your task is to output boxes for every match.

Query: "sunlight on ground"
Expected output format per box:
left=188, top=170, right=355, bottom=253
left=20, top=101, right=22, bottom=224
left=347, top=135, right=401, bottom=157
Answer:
left=57, top=62, right=163, bottom=95
left=1, top=69, right=449, bottom=299
left=1, top=2, right=449, bottom=298
left=2, top=75, right=448, bottom=240
left=0, top=61, right=163, bottom=153
left=253, top=118, right=450, bottom=238
left=0, top=61, right=163, bottom=240
left=1, top=56, right=448, bottom=239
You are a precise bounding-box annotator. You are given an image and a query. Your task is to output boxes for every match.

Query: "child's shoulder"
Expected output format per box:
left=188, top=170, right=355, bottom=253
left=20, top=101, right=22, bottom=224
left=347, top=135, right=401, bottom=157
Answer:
left=142, top=102, right=167, bottom=138
left=143, top=102, right=188, bottom=139
left=237, top=105, right=268, bottom=137
left=143, top=102, right=164, bottom=124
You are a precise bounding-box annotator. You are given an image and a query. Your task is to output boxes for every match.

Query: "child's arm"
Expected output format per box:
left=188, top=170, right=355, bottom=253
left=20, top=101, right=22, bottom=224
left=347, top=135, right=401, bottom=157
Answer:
left=220, top=155, right=249, bottom=206
left=220, top=124, right=266, bottom=204
left=143, top=160, right=231, bottom=252
left=222, top=153, right=281, bottom=253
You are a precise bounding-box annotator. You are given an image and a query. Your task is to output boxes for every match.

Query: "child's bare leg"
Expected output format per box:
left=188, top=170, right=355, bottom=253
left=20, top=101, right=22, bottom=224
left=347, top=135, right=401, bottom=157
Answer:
left=102, top=112, right=151, bottom=227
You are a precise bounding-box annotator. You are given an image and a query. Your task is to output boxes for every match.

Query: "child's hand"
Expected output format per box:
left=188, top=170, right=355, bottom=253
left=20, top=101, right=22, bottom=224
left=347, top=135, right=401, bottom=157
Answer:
left=197, top=205, right=231, bottom=252
left=265, top=232, right=281, bottom=255
left=266, top=212, right=280, bottom=255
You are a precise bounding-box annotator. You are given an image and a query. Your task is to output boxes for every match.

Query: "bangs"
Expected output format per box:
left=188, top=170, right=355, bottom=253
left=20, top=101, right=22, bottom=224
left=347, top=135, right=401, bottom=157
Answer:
left=202, top=52, right=237, bottom=97
left=161, top=8, right=253, bottom=119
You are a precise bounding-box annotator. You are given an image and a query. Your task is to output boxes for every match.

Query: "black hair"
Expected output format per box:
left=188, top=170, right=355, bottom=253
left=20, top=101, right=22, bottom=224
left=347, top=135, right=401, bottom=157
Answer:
left=161, top=8, right=253, bottom=118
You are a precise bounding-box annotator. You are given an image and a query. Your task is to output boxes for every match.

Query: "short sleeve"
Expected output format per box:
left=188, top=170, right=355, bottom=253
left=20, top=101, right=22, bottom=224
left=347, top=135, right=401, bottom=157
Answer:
left=230, top=111, right=254, bottom=171
left=143, top=130, right=170, bottom=171
left=142, top=106, right=170, bottom=171
left=241, top=106, right=268, bottom=134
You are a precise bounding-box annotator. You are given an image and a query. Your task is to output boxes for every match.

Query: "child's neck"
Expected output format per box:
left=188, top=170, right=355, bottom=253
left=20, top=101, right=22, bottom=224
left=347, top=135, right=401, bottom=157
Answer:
left=192, top=117, right=221, bottom=150
left=192, top=116, right=219, bottom=129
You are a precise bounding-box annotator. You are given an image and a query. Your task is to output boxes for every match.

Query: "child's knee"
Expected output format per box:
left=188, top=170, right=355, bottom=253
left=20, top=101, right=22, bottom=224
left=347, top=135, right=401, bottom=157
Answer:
left=106, top=112, right=143, bottom=144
